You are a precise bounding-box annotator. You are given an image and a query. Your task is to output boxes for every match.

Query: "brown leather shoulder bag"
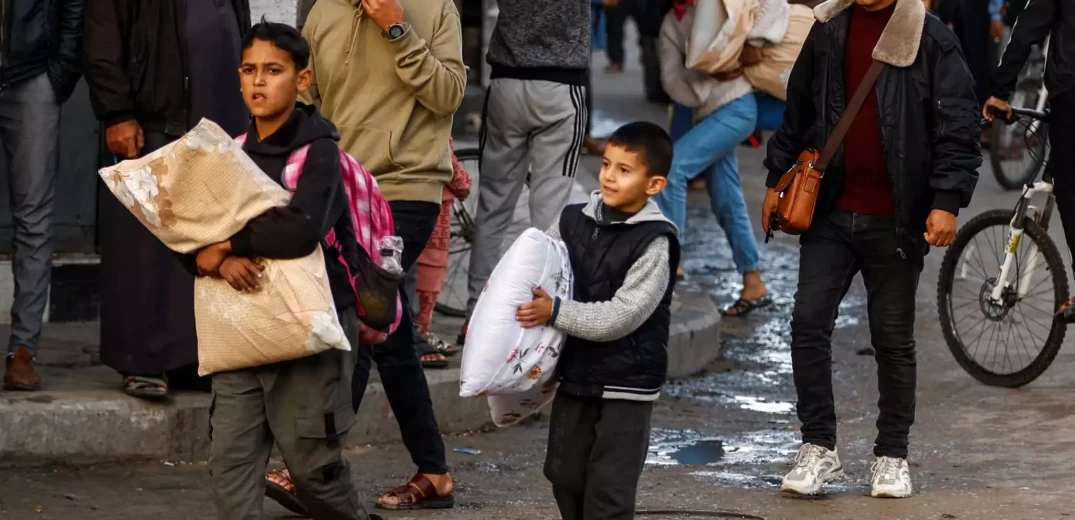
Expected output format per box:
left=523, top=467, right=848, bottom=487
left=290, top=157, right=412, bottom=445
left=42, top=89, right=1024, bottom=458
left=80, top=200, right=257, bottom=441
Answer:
left=767, top=60, right=885, bottom=237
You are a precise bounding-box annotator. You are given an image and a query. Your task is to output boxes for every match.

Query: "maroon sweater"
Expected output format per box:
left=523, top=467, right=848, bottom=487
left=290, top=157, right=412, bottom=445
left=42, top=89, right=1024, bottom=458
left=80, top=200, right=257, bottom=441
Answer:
left=837, top=2, right=896, bottom=215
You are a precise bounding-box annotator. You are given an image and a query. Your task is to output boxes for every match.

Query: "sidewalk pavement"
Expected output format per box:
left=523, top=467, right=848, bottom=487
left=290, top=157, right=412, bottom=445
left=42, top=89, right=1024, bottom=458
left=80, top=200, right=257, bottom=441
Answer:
left=0, top=283, right=719, bottom=467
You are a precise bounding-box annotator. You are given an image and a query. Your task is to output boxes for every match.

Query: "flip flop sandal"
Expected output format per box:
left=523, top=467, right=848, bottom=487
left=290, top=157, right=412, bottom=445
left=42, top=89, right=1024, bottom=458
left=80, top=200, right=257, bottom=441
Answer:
left=722, top=296, right=773, bottom=318
left=426, top=332, right=460, bottom=357
left=375, top=474, right=455, bottom=511
left=416, top=340, right=449, bottom=369
left=419, top=354, right=450, bottom=369
left=123, top=375, right=168, bottom=400
left=265, top=469, right=308, bottom=517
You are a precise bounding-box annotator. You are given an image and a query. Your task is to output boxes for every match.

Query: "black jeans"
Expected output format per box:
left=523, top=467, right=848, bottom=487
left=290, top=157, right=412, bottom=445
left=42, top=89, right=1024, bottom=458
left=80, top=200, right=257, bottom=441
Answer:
left=791, top=210, right=923, bottom=459
left=1047, top=90, right=1075, bottom=274
left=351, top=200, right=448, bottom=475
left=544, top=389, right=652, bottom=520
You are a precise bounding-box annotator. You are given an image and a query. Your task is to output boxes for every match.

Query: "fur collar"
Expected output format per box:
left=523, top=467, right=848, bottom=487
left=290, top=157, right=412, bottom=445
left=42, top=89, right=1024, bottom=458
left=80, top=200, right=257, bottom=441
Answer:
left=813, top=0, right=926, bottom=68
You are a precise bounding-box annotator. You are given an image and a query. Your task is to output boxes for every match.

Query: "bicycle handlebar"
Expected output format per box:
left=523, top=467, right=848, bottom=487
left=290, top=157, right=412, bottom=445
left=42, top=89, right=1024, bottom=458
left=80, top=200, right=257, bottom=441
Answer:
left=988, top=105, right=1048, bottom=125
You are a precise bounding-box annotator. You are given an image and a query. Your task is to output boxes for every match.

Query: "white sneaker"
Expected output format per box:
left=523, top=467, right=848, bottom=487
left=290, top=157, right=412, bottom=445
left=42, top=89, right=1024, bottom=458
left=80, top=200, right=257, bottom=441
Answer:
left=781, top=444, right=844, bottom=496
left=870, top=456, right=913, bottom=498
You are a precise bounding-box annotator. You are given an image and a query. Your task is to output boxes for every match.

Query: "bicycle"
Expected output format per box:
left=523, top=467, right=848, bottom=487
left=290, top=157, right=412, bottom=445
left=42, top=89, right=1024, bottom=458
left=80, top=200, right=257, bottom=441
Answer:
left=937, top=106, right=1067, bottom=388
left=989, top=35, right=1050, bottom=190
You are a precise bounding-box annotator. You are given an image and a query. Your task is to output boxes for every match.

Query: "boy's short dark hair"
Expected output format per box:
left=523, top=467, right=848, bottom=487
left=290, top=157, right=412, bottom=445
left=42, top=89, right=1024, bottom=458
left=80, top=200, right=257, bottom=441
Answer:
left=241, top=18, right=310, bottom=70
left=607, top=122, right=674, bottom=177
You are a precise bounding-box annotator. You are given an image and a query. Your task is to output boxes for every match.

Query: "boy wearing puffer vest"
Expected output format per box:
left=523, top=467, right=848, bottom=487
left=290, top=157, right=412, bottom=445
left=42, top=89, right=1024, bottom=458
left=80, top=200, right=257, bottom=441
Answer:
left=517, top=122, right=680, bottom=520
left=193, top=22, right=380, bottom=520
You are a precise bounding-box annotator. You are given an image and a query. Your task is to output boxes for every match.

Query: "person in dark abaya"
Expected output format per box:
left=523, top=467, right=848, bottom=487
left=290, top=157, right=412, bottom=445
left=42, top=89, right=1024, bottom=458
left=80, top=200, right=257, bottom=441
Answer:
left=84, top=0, right=251, bottom=399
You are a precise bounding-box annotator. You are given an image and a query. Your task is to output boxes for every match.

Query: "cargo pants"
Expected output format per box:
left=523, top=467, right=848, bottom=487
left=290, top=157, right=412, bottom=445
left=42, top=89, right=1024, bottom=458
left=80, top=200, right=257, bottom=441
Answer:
left=209, top=311, right=372, bottom=520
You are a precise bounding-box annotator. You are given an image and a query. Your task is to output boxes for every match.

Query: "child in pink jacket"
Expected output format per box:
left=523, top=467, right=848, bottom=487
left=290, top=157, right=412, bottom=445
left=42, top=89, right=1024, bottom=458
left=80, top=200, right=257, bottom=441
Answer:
left=415, top=138, right=471, bottom=359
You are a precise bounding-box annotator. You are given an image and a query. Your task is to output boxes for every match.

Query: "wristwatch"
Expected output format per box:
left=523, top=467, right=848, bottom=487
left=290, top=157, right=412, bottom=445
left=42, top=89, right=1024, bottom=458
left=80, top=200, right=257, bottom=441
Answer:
left=386, top=23, right=407, bottom=41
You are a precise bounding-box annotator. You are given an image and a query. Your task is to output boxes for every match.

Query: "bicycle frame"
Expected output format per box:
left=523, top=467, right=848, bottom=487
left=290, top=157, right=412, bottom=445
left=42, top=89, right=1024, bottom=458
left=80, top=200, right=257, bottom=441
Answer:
left=990, top=179, right=1056, bottom=303
left=1024, top=35, right=1050, bottom=140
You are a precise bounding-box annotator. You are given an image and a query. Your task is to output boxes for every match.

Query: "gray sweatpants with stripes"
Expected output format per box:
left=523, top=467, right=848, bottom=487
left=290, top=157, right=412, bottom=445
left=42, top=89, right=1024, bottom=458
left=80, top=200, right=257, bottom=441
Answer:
left=467, top=78, right=588, bottom=315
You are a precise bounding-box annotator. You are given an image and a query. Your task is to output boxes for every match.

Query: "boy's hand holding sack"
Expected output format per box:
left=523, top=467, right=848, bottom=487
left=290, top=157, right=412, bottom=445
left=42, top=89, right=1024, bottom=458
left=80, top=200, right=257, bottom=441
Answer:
left=100, top=119, right=374, bottom=376
left=232, top=132, right=404, bottom=346
left=459, top=228, right=574, bottom=421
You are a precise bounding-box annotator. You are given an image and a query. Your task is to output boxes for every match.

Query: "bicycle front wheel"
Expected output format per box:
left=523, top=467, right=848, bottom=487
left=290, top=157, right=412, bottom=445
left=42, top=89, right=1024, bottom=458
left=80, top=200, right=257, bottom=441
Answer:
left=937, top=210, right=1068, bottom=387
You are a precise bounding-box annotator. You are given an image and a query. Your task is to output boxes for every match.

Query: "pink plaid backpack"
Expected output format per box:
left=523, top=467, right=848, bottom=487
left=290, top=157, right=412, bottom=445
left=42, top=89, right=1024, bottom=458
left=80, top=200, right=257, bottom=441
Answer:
left=236, top=134, right=402, bottom=344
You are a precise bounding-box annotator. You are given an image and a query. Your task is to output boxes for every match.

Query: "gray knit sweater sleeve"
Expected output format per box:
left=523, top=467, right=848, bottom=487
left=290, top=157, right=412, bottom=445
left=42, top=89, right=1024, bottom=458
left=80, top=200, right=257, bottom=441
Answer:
left=547, top=223, right=672, bottom=342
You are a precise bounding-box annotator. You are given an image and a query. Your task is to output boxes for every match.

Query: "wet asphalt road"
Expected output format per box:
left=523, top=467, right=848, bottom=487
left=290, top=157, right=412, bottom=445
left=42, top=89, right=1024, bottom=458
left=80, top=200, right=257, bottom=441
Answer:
left=5, top=51, right=1075, bottom=520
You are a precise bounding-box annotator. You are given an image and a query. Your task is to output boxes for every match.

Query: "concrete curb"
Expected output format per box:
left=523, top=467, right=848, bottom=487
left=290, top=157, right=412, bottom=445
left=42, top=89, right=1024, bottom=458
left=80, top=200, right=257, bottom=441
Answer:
left=667, top=290, right=722, bottom=380
left=0, top=289, right=720, bottom=467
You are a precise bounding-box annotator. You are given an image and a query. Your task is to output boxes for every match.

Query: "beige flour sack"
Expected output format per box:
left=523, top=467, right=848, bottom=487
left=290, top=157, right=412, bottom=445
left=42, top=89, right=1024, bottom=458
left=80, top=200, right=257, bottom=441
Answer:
left=686, top=0, right=760, bottom=74
left=99, top=119, right=350, bottom=376
left=742, top=4, right=815, bottom=100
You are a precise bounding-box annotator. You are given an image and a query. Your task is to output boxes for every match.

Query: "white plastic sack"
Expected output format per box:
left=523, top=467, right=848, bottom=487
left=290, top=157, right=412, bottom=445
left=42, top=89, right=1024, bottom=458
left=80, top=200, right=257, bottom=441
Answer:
left=459, top=228, right=573, bottom=398
left=686, top=0, right=760, bottom=74
left=748, top=0, right=790, bottom=45
left=488, top=382, right=558, bottom=428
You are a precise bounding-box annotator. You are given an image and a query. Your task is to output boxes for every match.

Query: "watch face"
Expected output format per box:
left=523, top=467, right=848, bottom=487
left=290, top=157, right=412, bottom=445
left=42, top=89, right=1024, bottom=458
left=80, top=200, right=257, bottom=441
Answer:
left=389, top=25, right=405, bottom=39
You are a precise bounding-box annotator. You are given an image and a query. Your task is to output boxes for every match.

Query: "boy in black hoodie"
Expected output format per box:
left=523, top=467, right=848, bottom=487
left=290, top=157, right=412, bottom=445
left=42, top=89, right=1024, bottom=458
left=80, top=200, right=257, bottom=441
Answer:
left=194, top=22, right=377, bottom=520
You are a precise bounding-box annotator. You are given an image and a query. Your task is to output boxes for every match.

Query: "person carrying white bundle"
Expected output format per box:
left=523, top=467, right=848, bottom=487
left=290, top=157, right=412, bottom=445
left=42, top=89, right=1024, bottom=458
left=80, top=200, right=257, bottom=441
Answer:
left=459, top=228, right=573, bottom=399
left=516, top=122, right=680, bottom=520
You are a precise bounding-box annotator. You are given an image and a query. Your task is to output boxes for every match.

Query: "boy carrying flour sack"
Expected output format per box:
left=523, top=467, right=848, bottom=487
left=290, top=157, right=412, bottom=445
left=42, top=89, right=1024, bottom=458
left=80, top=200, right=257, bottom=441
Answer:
left=515, top=122, right=680, bottom=520
left=193, top=22, right=381, bottom=520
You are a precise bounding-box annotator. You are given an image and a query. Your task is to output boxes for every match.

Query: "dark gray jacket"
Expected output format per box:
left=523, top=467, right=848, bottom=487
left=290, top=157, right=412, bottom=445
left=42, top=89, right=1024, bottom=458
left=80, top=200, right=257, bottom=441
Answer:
left=486, top=0, right=590, bottom=85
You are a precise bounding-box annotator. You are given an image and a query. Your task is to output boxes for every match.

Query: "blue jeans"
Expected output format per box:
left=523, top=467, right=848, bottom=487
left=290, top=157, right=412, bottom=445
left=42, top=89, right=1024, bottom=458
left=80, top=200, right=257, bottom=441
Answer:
left=755, top=93, right=787, bottom=132
left=591, top=6, right=607, bottom=50
left=655, top=93, right=760, bottom=274
left=669, top=102, right=694, bottom=143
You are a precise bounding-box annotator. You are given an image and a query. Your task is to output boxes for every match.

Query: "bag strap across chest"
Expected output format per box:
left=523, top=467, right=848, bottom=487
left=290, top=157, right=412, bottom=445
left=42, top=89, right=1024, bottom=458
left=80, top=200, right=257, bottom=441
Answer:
left=815, top=59, right=885, bottom=172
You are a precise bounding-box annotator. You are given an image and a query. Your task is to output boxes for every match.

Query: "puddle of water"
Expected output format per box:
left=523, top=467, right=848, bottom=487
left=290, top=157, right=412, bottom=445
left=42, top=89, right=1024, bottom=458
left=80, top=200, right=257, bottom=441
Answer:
left=647, top=429, right=800, bottom=467
left=682, top=204, right=865, bottom=329
left=590, top=110, right=634, bottom=139
left=732, top=395, right=795, bottom=414
left=664, top=439, right=726, bottom=466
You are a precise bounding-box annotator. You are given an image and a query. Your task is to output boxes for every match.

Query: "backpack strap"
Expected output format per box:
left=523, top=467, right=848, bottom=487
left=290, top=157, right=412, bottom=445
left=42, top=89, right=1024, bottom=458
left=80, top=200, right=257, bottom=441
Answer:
left=282, top=144, right=313, bottom=190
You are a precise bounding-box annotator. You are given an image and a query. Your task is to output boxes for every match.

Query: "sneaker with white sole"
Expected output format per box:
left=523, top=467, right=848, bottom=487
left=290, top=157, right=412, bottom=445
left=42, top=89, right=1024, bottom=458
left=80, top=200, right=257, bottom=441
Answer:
left=870, top=456, right=913, bottom=498
left=781, top=444, right=844, bottom=496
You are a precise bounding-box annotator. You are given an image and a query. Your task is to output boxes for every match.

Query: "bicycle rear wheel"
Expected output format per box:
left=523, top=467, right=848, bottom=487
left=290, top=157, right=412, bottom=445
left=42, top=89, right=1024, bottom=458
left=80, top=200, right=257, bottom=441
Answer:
left=989, top=112, right=1049, bottom=190
left=434, top=147, right=480, bottom=318
left=988, top=51, right=1048, bottom=190
left=937, top=210, right=1068, bottom=387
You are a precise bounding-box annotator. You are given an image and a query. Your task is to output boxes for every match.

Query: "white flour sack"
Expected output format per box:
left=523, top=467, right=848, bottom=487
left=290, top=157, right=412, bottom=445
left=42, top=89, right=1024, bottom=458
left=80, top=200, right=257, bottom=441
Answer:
left=98, top=119, right=350, bottom=376
left=460, top=228, right=573, bottom=398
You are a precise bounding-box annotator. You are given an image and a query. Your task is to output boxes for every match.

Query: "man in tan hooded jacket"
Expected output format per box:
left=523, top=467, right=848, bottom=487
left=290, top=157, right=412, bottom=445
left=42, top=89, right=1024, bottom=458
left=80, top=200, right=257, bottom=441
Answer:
left=263, top=0, right=465, bottom=512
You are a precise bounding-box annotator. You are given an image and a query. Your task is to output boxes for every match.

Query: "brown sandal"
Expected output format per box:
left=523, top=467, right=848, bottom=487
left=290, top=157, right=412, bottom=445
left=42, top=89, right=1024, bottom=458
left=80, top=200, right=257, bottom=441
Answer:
left=265, top=468, right=307, bottom=517
left=375, top=473, right=455, bottom=510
